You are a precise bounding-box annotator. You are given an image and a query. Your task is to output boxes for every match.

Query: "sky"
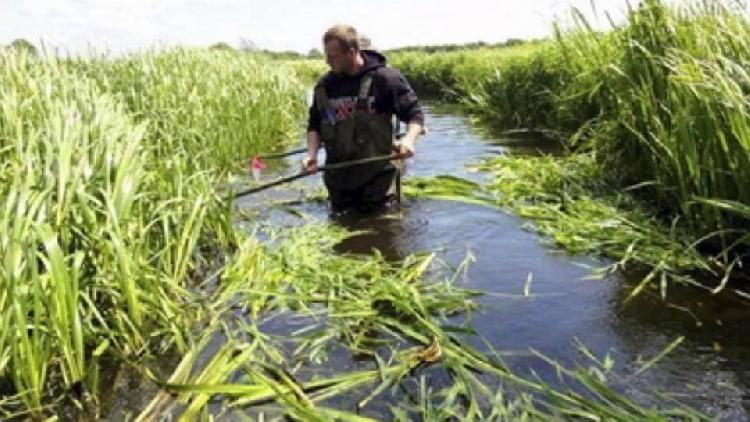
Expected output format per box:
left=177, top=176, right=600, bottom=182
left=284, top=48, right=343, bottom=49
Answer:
left=1, top=0, right=637, bottom=55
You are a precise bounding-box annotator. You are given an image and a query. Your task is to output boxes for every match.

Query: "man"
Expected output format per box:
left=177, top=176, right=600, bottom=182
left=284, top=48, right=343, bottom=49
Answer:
left=303, top=25, right=425, bottom=213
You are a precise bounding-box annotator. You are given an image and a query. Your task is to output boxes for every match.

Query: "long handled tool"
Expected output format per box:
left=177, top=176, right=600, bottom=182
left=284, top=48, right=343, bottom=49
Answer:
left=233, top=152, right=409, bottom=199
left=256, top=147, right=308, bottom=159
left=250, top=126, right=424, bottom=161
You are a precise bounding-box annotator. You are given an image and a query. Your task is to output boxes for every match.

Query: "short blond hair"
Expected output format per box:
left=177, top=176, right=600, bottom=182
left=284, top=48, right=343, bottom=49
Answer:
left=323, top=24, right=360, bottom=52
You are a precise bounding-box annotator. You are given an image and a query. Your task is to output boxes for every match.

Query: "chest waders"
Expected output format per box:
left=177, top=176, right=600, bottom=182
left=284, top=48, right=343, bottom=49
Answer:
left=316, top=74, right=402, bottom=211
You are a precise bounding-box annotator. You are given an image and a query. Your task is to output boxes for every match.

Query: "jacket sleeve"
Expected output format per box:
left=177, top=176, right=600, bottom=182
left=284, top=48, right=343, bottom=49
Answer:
left=307, top=98, right=321, bottom=133
left=386, top=69, right=424, bottom=125
left=307, top=78, right=325, bottom=133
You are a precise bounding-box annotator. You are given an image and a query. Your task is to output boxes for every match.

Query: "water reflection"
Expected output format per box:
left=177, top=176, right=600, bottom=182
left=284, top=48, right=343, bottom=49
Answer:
left=330, top=205, right=419, bottom=261
left=609, top=277, right=750, bottom=418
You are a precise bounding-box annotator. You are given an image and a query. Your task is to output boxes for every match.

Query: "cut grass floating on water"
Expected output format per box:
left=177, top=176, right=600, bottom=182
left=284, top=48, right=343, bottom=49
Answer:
left=404, top=175, right=496, bottom=208
left=136, top=224, right=705, bottom=420
left=403, top=161, right=720, bottom=299
left=475, top=153, right=726, bottom=298
left=415, top=156, right=729, bottom=294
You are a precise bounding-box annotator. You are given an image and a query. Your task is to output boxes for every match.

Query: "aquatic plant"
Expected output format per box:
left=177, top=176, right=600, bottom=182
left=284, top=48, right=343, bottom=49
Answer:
left=134, top=225, right=704, bottom=420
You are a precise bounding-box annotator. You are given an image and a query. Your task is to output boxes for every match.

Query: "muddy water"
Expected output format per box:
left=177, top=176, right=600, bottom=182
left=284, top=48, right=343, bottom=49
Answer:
left=237, top=104, right=750, bottom=420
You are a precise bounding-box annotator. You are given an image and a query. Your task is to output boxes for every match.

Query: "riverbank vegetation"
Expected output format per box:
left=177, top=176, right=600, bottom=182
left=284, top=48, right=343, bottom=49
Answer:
left=0, top=47, right=306, bottom=417
left=0, top=11, right=724, bottom=417
left=392, top=0, right=750, bottom=292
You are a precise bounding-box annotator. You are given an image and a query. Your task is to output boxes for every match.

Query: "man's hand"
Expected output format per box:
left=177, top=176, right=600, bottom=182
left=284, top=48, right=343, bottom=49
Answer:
left=302, top=156, right=319, bottom=173
left=396, top=140, right=415, bottom=158
left=395, top=121, right=425, bottom=158
left=304, top=131, right=321, bottom=173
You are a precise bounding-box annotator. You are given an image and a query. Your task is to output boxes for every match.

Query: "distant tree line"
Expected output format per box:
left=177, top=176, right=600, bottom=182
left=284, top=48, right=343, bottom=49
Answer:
left=207, top=37, right=542, bottom=59
left=384, top=38, right=540, bottom=54
left=209, top=39, right=322, bottom=59
left=0, top=37, right=540, bottom=60
left=2, top=38, right=38, bottom=56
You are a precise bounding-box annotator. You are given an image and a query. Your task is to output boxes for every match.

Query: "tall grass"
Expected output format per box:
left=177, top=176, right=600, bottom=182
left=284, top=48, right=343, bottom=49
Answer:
left=391, top=43, right=574, bottom=131
left=555, top=0, right=750, bottom=252
left=392, top=0, right=750, bottom=276
left=70, top=49, right=307, bottom=169
left=0, top=48, right=307, bottom=417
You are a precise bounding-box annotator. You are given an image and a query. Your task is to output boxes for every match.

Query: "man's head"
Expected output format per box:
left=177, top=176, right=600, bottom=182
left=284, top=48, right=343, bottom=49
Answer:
left=323, top=24, right=361, bottom=75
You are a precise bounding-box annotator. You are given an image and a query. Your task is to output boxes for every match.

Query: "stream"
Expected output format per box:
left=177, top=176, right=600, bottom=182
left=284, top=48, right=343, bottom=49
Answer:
left=240, top=104, right=750, bottom=420
left=106, top=104, right=750, bottom=420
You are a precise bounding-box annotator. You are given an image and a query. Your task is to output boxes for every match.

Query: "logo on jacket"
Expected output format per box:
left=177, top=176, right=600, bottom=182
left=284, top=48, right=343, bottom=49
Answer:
left=328, top=96, right=375, bottom=121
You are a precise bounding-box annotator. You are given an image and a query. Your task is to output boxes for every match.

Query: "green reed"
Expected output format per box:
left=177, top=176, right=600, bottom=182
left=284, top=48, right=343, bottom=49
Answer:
left=392, top=0, right=750, bottom=285
left=0, top=47, right=307, bottom=417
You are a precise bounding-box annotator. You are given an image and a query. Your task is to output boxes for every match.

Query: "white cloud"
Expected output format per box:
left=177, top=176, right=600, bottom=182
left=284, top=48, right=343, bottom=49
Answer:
left=1, top=0, right=636, bottom=54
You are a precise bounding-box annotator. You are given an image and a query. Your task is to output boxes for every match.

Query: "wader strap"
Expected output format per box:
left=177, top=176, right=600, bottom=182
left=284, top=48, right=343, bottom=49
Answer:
left=315, top=86, right=336, bottom=125
left=395, top=166, right=402, bottom=204
left=356, top=74, right=373, bottom=111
